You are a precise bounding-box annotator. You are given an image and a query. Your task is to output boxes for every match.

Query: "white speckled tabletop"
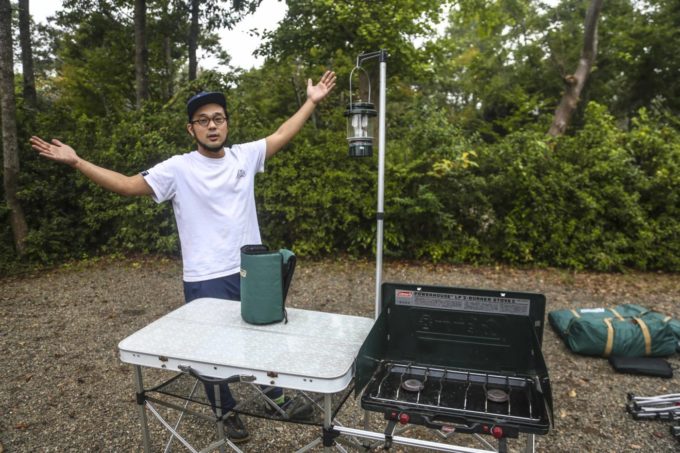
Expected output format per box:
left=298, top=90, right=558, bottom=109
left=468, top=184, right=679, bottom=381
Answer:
left=119, top=298, right=375, bottom=393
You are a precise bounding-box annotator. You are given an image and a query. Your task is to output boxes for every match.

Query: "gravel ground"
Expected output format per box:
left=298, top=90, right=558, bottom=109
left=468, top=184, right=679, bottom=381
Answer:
left=1, top=257, right=679, bottom=452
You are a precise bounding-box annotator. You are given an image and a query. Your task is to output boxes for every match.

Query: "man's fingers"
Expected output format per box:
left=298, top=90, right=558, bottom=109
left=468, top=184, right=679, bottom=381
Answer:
left=30, top=136, right=47, bottom=147
left=30, top=138, right=46, bottom=151
left=322, top=72, right=336, bottom=90
left=320, top=71, right=335, bottom=84
left=31, top=136, right=54, bottom=150
left=29, top=137, right=58, bottom=157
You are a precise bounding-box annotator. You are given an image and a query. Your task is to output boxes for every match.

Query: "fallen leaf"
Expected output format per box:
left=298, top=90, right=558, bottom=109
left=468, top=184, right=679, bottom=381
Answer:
left=629, top=444, right=642, bottom=450
left=14, top=422, right=29, bottom=430
left=569, top=389, right=577, bottom=398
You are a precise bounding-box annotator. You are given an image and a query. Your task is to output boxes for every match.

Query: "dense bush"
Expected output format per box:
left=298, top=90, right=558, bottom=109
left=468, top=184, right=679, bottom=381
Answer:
left=3, top=94, right=679, bottom=273
left=373, top=102, right=678, bottom=271
left=254, top=100, right=680, bottom=271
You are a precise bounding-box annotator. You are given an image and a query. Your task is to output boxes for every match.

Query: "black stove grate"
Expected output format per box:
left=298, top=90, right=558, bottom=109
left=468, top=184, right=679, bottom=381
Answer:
left=363, top=362, right=546, bottom=428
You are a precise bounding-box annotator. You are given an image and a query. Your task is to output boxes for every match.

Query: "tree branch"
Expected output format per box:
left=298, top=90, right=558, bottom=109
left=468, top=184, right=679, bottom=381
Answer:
left=548, top=0, right=604, bottom=137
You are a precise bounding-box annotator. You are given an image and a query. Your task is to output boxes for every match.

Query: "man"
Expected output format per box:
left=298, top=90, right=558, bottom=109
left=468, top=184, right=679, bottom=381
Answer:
left=30, top=70, right=337, bottom=442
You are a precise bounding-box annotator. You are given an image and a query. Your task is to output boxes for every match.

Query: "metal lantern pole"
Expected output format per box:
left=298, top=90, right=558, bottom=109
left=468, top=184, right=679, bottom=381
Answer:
left=374, top=51, right=387, bottom=319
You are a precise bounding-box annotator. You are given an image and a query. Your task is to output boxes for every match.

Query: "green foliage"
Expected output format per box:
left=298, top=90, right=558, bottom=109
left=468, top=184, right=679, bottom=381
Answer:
left=259, top=0, right=444, bottom=79
left=74, top=106, right=184, bottom=256
left=624, top=107, right=680, bottom=270
left=464, top=102, right=678, bottom=271
left=478, top=103, right=646, bottom=270
left=53, top=6, right=137, bottom=116
left=385, top=98, right=491, bottom=263
left=3, top=0, right=680, bottom=274
left=257, top=129, right=376, bottom=256
left=8, top=98, right=189, bottom=267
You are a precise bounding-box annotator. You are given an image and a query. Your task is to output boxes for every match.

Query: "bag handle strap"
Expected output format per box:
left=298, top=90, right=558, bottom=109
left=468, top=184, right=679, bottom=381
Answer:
left=609, top=308, right=624, bottom=320
left=280, top=249, right=296, bottom=300
left=279, top=249, right=296, bottom=324
left=634, top=317, right=653, bottom=356
left=603, top=318, right=615, bottom=357
left=241, top=244, right=270, bottom=254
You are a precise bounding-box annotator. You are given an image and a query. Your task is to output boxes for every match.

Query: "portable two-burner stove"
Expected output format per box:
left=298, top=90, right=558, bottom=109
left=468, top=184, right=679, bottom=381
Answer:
left=338, top=282, right=554, bottom=452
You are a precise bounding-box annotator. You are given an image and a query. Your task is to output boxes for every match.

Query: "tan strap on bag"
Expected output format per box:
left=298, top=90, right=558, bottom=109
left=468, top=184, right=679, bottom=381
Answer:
left=603, top=318, right=615, bottom=357
left=609, top=308, right=624, bottom=320
left=570, top=309, right=581, bottom=318
left=634, top=317, right=652, bottom=356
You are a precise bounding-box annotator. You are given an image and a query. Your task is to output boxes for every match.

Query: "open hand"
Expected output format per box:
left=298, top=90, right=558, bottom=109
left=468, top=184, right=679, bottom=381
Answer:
left=30, top=136, right=80, bottom=167
left=307, top=70, right=337, bottom=104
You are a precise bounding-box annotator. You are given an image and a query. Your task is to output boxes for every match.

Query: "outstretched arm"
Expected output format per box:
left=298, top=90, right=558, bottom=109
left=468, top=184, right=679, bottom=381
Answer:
left=30, top=136, right=154, bottom=197
left=265, top=70, right=337, bottom=159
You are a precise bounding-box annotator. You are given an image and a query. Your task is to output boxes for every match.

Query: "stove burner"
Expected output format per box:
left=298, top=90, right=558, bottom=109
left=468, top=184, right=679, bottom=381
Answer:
left=401, top=378, right=425, bottom=392
left=486, top=388, right=509, bottom=403
left=363, top=362, right=551, bottom=436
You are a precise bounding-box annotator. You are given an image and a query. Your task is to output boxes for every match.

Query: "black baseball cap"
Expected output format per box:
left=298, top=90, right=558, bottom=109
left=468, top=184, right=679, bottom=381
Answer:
left=187, top=91, right=227, bottom=121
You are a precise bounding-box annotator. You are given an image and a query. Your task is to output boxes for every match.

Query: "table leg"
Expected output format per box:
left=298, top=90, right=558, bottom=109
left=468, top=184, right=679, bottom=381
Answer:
left=214, top=383, right=227, bottom=453
left=324, top=394, right=333, bottom=452
left=134, top=365, right=151, bottom=453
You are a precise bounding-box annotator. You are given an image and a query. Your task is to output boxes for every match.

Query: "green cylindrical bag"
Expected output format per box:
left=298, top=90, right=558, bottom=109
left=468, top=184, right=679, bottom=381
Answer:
left=548, top=304, right=679, bottom=357
left=240, top=245, right=296, bottom=325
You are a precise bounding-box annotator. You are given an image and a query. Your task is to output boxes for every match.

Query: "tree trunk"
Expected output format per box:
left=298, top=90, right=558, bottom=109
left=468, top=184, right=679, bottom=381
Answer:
left=0, top=0, right=29, bottom=255
left=162, top=35, right=173, bottom=99
left=18, top=0, right=36, bottom=110
left=188, top=0, right=199, bottom=80
left=548, top=0, right=604, bottom=137
left=159, top=1, right=174, bottom=101
left=134, top=0, right=149, bottom=108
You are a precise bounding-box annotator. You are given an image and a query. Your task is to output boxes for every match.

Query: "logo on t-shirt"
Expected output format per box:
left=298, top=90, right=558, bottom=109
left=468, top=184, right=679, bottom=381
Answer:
left=237, top=169, right=246, bottom=179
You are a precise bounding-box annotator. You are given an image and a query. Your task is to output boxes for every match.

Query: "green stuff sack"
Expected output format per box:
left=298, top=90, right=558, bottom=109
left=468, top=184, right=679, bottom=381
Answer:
left=240, top=245, right=296, bottom=325
left=548, top=304, right=679, bottom=357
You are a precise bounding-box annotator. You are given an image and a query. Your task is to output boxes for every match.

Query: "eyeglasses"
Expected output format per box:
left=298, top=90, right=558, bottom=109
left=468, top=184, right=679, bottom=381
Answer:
left=191, top=114, right=227, bottom=127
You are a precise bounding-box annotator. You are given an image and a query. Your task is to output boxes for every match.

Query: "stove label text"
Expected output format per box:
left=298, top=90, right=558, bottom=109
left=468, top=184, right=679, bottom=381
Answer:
left=395, top=290, right=530, bottom=316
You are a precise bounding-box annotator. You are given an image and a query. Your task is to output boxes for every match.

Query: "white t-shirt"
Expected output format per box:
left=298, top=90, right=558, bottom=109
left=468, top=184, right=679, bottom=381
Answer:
left=142, top=139, right=266, bottom=282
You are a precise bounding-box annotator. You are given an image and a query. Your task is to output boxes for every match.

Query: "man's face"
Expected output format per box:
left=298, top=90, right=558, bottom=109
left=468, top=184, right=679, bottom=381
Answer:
left=187, top=103, right=229, bottom=154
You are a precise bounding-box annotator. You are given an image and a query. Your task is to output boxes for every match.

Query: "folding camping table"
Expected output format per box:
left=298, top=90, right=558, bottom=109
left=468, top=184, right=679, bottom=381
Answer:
left=118, top=297, right=374, bottom=452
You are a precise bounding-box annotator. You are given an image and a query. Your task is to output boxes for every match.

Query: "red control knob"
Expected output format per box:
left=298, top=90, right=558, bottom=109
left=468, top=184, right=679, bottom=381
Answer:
left=398, top=412, right=410, bottom=424
left=491, top=426, right=503, bottom=439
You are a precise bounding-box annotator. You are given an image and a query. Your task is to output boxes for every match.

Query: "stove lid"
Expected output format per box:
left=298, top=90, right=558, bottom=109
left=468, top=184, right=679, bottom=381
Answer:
left=382, top=282, right=547, bottom=345
left=356, top=282, right=550, bottom=391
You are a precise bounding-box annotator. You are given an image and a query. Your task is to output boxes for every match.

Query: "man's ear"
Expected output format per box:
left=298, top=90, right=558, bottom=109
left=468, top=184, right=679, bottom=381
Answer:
left=186, top=123, right=195, bottom=137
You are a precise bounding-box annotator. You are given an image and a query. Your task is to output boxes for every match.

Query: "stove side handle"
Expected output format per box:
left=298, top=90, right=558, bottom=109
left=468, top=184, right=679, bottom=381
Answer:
left=354, top=312, right=389, bottom=397
left=540, top=376, right=555, bottom=428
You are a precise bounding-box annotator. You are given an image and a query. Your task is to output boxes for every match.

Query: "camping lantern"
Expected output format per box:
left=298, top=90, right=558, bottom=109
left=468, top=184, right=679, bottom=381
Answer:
left=344, top=66, right=377, bottom=157
left=344, top=101, right=377, bottom=157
